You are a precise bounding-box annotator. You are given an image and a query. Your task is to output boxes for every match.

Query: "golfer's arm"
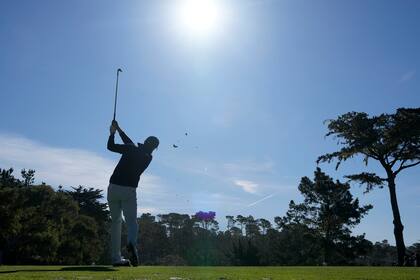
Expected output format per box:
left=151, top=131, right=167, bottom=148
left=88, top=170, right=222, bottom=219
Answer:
left=107, top=134, right=126, bottom=153
left=118, top=128, right=134, bottom=145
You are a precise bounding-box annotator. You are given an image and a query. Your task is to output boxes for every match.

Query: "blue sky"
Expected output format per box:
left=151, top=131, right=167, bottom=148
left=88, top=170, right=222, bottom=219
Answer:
left=0, top=0, right=419, bottom=244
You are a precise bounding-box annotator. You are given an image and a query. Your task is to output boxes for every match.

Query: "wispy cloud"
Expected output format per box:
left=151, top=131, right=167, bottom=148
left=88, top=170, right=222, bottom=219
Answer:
left=0, top=133, right=175, bottom=215
left=246, top=192, right=278, bottom=207
left=0, top=133, right=299, bottom=220
left=161, top=155, right=290, bottom=198
left=234, top=179, right=259, bottom=193
left=398, top=70, right=416, bottom=83
left=0, top=133, right=157, bottom=192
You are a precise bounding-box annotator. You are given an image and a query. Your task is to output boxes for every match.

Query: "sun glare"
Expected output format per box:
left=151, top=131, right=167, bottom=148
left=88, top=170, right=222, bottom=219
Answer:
left=175, top=0, right=225, bottom=40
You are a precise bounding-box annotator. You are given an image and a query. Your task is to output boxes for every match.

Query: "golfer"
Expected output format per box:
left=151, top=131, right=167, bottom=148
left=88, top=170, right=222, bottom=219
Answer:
left=107, top=120, right=159, bottom=266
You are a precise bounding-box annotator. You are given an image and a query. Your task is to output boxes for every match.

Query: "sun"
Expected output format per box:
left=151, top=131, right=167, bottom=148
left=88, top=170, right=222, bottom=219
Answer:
left=174, top=0, right=225, bottom=40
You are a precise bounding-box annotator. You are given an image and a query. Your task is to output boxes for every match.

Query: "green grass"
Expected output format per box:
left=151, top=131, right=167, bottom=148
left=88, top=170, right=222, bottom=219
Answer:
left=0, top=266, right=419, bottom=280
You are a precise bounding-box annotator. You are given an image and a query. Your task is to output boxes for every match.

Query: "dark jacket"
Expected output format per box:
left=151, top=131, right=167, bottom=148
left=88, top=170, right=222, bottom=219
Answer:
left=107, top=130, right=152, bottom=188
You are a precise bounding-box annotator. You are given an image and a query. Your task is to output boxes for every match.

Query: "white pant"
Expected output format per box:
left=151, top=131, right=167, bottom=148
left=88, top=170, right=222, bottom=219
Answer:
left=107, top=183, right=138, bottom=263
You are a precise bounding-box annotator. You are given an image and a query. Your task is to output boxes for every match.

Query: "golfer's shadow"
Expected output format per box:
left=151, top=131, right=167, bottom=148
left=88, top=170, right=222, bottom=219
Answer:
left=0, top=268, right=61, bottom=274
left=0, top=266, right=116, bottom=274
left=61, top=266, right=117, bottom=272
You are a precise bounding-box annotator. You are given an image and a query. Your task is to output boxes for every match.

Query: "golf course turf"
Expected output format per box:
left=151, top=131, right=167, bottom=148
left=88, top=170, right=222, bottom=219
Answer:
left=0, top=266, right=419, bottom=280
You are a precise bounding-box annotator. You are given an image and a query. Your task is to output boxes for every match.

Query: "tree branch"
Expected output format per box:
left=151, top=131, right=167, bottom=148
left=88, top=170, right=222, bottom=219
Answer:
left=394, top=160, right=420, bottom=176
left=394, top=159, right=407, bottom=174
left=363, top=150, right=379, bottom=161
left=389, top=141, right=408, bottom=168
left=345, top=173, right=386, bottom=193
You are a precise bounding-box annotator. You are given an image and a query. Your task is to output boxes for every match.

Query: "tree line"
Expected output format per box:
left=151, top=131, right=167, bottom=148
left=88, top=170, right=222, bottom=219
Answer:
left=0, top=167, right=418, bottom=266
left=0, top=108, right=419, bottom=266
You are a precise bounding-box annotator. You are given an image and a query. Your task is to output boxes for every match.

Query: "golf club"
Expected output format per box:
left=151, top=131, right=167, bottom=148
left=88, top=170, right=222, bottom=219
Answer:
left=113, top=68, right=123, bottom=121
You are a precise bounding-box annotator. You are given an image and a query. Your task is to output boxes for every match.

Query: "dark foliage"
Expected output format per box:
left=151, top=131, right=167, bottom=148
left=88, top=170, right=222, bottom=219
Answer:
left=318, top=108, right=420, bottom=265
left=0, top=167, right=417, bottom=266
left=0, top=168, right=109, bottom=265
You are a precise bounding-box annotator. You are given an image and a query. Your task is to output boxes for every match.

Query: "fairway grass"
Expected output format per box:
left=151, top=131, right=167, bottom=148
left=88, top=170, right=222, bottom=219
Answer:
left=0, top=266, right=419, bottom=280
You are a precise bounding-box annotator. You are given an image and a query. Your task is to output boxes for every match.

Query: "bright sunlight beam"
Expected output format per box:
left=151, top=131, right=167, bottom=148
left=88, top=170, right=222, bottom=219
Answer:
left=174, top=0, right=226, bottom=41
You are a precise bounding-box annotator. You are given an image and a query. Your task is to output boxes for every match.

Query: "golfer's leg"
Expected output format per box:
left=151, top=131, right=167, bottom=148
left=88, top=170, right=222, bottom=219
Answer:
left=122, top=190, right=138, bottom=247
left=108, top=199, right=123, bottom=263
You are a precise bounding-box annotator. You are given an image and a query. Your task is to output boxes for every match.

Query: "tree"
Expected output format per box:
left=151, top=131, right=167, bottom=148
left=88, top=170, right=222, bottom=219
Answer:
left=158, top=213, right=193, bottom=260
left=21, top=169, right=35, bottom=187
left=70, top=215, right=101, bottom=264
left=66, top=186, right=109, bottom=224
left=272, top=222, right=322, bottom=265
left=0, top=185, right=22, bottom=262
left=236, top=215, right=247, bottom=236
left=281, top=168, right=372, bottom=264
left=66, top=186, right=110, bottom=263
left=137, top=213, right=168, bottom=264
left=244, top=216, right=260, bottom=238
left=0, top=168, right=20, bottom=188
left=158, top=213, right=191, bottom=236
left=317, top=108, right=420, bottom=265
left=365, top=240, right=397, bottom=266
left=194, top=211, right=218, bottom=232
left=0, top=168, right=114, bottom=265
left=226, top=215, right=236, bottom=231
left=258, top=218, right=272, bottom=235
left=8, top=184, right=79, bottom=264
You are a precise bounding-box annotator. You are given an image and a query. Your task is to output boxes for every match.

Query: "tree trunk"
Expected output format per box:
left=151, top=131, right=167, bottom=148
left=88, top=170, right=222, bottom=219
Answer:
left=323, top=236, right=330, bottom=265
left=387, top=176, right=406, bottom=266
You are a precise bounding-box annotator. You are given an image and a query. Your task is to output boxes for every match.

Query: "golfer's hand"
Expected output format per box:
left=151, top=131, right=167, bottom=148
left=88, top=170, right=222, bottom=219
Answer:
left=112, top=120, right=123, bottom=133
left=110, top=123, right=117, bottom=135
left=112, top=120, right=120, bottom=129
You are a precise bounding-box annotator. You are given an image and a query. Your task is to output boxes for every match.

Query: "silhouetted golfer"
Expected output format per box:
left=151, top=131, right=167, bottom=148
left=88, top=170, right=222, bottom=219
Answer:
left=107, top=120, right=159, bottom=266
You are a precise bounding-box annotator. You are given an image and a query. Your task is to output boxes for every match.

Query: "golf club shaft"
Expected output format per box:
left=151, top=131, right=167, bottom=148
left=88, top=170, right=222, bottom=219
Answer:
left=113, top=70, right=121, bottom=121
